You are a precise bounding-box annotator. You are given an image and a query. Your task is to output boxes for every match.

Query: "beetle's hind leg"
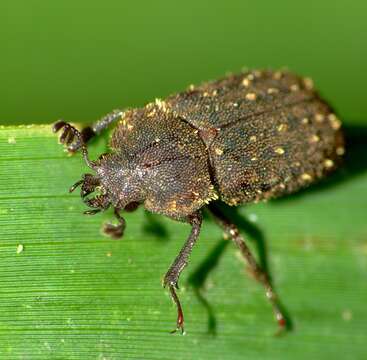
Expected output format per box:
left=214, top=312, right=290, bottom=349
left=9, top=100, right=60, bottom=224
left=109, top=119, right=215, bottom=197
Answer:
left=163, top=212, right=202, bottom=334
left=207, top=203, right=287, bottom=332
left=54, top=109, right=124, bottom=153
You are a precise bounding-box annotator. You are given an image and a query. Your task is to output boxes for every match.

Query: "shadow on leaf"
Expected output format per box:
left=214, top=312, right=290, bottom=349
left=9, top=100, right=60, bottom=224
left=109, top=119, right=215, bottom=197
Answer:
left=142, top=212, right=169, bottom=241
left=187, top=239, right=229, bottom=335
left=188, top=204, right=293, bottom=334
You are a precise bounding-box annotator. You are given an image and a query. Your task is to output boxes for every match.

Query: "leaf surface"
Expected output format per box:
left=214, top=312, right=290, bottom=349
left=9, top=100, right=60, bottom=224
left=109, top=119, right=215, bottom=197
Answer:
left=0, top=125, right=366, bottom=359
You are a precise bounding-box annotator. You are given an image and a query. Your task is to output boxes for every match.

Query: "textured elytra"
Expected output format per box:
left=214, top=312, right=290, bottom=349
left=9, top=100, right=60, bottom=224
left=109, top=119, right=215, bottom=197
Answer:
left=108, top=69, right=343, bottom=209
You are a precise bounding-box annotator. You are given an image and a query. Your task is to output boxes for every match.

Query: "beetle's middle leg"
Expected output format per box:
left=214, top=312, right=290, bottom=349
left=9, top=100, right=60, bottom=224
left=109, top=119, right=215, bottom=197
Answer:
left=163, top=212, right=202, bottom=334
left=207, top=203, right=287, bottom=331
left=55, top=109, right=124, bottom=153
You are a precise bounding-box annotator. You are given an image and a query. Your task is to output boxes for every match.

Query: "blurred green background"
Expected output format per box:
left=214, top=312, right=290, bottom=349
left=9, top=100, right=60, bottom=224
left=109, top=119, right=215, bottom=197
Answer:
left=1, top=0, right=367, bottom=125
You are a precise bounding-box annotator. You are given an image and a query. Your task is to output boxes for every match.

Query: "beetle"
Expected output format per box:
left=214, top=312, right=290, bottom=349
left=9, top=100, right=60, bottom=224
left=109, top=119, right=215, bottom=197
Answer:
left=53, top=69, right=344, bottom=334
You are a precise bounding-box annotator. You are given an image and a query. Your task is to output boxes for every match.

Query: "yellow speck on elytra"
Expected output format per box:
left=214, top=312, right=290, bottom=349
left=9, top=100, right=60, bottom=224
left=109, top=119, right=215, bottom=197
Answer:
left=274, top=147, right=285, bottom=155
left=324, top=159, right=334, bottom=169
left=301, top=173, right=312, bottom=181
left=245, top=93, right=257, bottom=101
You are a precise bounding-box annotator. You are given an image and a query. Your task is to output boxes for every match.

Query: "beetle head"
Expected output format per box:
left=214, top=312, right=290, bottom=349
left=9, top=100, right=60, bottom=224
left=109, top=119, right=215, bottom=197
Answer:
left=69, top=173, right=111, bottom=215
left=72, top=154, right=144, bottom=214
left=54, top=122, right=142, bottom=216
left=94, top=153, right=145, bottom=209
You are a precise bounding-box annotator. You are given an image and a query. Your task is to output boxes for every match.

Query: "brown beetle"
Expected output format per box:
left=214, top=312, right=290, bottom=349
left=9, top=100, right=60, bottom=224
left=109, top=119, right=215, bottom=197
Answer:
left=53, top=69, right=344, bottom=334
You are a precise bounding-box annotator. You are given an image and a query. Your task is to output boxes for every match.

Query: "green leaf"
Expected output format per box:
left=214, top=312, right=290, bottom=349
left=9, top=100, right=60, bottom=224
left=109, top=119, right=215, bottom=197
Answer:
left=0, top=124, right=366, bottom=359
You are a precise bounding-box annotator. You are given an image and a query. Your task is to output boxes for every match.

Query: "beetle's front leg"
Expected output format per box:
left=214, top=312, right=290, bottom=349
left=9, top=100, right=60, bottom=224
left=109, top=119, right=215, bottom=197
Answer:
left=163, top=212, right=202, bottom=334
left=55, top=109, right=124, bottom=153
left=103, top=208, right=126, bottom=239
left=103, top=203, right=140, bottom=239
